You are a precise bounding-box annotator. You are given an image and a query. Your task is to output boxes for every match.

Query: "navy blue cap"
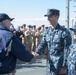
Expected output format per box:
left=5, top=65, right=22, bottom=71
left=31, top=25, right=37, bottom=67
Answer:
left=44, top=9, right=60, bottom=17
left=28, top=25, right=32, bottom=28
left=0, top=13, right=14, bottom=22
left=70, top=25, right=76, bottom=32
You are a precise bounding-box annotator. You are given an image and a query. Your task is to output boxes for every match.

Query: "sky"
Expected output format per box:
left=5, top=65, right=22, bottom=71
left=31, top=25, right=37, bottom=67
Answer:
left=0, top=0, right=76, bottom=28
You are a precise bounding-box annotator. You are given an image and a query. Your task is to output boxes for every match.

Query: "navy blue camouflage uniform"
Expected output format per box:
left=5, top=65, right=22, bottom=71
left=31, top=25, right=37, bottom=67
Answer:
left=67, top=44, right=76, bottom=75
left=36, top=24, right=72, bottom=75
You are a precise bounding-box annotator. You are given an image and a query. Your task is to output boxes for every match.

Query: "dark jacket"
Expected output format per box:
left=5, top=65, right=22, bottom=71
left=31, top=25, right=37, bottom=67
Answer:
left=0, top=25, right=34, bottom=74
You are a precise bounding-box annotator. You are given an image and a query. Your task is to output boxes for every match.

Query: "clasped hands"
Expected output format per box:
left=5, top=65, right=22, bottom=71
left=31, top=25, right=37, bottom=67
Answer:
left=32, top=52, right=39, bottom=58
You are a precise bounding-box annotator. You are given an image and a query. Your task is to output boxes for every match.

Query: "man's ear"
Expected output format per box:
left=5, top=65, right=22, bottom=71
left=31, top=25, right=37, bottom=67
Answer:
left=2, top=20, right=6, bottom=26
left=57, top=16, right=59, bottom=18
left=2, top=20, right=5, bottom=23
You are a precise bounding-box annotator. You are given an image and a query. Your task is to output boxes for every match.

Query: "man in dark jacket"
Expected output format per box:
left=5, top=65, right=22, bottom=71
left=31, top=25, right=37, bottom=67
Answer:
left=0, top=13, right=34, bottom=75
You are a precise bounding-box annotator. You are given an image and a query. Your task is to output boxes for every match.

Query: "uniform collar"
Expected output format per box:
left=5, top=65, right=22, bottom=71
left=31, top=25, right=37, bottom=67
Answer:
left=54, top=23, right=60, bottom=30
left=51, top=24, right=60, bottom=32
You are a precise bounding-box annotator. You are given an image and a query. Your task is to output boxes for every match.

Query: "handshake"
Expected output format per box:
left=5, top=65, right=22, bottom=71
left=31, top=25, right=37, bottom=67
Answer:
left=32, top=52, right=39, bottom=58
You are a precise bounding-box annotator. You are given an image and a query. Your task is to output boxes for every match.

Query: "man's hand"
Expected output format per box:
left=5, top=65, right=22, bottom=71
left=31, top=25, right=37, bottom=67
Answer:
left=58, top=67, right=67, bottom=74
left=32, top=52, right=39, bottom=58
